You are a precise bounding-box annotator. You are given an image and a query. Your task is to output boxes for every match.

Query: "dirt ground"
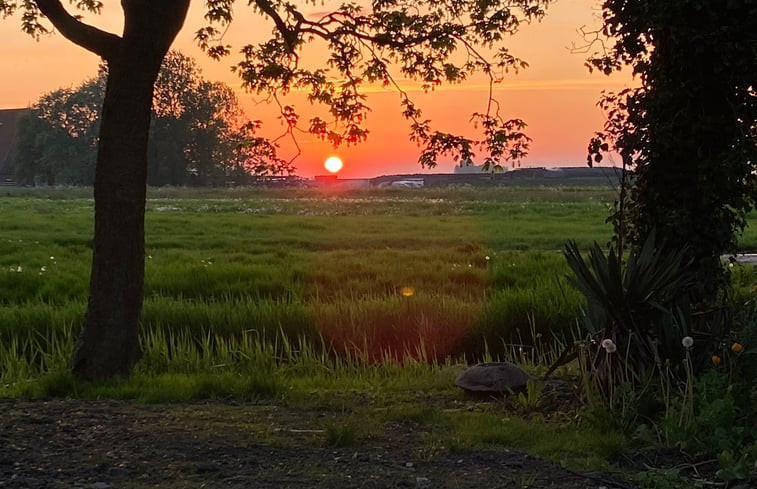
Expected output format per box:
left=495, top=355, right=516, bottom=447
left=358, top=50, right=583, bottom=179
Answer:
left=0, top=399, right=637, bottom=489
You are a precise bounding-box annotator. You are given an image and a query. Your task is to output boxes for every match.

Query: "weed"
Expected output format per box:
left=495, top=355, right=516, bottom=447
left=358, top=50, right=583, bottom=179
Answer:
left=324, top=422, right=361, bottom=447
left=632, top=468, right=703, bottom=489
left=515, top=379, right=545, bottom=411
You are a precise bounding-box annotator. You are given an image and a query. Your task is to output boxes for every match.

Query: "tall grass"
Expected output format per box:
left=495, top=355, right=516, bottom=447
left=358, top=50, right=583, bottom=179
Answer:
left=1, top=321, right=461, bottom=399
left=0, top=186, right=662, bottom=391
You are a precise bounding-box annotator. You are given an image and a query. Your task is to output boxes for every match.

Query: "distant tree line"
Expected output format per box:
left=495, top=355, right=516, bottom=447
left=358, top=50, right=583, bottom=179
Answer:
left=8, top=51, right=294, bottom=187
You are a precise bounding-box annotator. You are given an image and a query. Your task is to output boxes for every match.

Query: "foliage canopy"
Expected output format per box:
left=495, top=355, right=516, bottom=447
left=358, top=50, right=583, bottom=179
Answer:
left=586, top=0, right=757, bottom=300
left=2, top=0, right=551, bottom=171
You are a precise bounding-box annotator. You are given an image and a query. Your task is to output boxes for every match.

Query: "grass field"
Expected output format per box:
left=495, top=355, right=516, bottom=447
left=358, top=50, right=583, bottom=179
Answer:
left=5, top=185, right=757, bottom=484
left=3, top=185, right=757, bottom=385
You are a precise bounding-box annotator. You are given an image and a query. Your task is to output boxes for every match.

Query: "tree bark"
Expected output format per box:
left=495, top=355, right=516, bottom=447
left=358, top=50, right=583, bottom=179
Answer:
left=69, top=0, right=189, bottom=380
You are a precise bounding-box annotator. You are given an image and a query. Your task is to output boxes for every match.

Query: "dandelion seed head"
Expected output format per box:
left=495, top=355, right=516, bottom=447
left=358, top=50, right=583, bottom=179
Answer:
left=682, top=336, right=694, bottom=348
left=601, top=339, right=617, bottom=353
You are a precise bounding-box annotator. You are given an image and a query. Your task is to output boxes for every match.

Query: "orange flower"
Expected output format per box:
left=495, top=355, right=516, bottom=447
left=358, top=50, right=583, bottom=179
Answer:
left=712, top=355, right=722, bottom=365
left=731, top=342, right=744, bottom=353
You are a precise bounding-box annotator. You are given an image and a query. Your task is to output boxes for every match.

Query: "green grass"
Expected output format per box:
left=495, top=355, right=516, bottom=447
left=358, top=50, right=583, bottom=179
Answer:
left=0, top=187, right=616, bottom=364
left=2, top=185, right=757, bottom=367
left=4, top=185, right=757, bottom=373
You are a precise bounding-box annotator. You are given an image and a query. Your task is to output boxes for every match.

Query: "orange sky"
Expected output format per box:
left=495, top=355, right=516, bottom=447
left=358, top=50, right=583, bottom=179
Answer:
left=0, top=0, right=633, bottom=178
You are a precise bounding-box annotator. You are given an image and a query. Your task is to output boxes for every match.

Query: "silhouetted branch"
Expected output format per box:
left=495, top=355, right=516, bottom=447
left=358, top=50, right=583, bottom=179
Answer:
left=34, top=0, right=121, bottom=60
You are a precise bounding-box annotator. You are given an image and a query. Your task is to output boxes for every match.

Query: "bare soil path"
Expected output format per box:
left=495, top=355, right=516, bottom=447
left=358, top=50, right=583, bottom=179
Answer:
left=0, top=399, right=633, bottom=489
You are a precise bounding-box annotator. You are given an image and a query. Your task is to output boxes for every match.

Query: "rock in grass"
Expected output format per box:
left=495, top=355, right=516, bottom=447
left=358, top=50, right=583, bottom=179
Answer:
left=455, top=362, right=532, bottom=395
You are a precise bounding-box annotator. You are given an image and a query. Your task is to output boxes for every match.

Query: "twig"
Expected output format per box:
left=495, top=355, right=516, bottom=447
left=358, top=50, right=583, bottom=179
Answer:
left=273, top=428, right=326, bottom=433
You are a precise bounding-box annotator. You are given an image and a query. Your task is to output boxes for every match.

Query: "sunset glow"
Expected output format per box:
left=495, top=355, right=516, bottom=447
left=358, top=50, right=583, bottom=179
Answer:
left=0, top=1, right=634, bottom=177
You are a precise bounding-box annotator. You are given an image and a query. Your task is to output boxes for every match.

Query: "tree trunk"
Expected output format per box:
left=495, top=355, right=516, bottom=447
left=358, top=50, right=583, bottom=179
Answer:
left=70, top=0, right=189, bottom=380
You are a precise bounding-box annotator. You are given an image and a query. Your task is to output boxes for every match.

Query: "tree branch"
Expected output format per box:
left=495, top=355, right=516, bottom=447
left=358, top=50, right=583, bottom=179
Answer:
left=252, top=0, right=298, bottom=52
left=34, top=0, right=121, bottom=60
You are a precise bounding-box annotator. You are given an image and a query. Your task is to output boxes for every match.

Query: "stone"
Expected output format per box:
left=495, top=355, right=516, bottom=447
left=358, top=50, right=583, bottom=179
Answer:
left=416, top=476, right=431, bottom=487
left=454, top=362, right=532, bottom=395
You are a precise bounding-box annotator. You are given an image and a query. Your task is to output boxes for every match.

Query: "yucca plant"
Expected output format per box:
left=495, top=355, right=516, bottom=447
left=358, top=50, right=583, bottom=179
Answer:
left=564, top=232, right=695, bottom=392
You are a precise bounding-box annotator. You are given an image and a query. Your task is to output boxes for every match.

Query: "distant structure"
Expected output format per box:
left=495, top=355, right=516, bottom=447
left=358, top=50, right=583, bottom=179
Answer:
left=381, top=177, right=424, bottom=189
left=370, top=166, right=623, bottom=188
left=453, top=163, right=495, bottom=174
left=0, top=108, right=27, bottom=186
left=314, top=174, right=339, bottom=184
left=310, top=174, right=371, bottom=189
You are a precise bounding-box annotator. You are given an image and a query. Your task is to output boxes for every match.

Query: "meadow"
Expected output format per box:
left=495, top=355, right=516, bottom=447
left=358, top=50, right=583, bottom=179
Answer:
left=3, top=184, right=757, bottom=388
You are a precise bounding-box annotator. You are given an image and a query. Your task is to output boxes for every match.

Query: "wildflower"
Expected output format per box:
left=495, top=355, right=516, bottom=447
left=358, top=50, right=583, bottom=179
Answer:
left=601, top=339, right=617, bottom=353
left=712, top=355, right=721, bottom=365
left=16, top=266, right=22, bottom=273
left=485, top=256, right=490, bottom=261
left=40, top=266, right=46, bottom=272
left=731, top=342, right=744, bottom=353
left=682, top=336, right=694, bottom=349
left=49, top=256, right=54, bottom=260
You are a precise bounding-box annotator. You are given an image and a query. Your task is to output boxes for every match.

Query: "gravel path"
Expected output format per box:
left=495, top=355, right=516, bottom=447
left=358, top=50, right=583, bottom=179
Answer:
left=0, top=399, right=634, bottom=489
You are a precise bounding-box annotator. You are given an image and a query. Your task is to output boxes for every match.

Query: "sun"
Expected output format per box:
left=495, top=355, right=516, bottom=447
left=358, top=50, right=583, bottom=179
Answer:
left=324, top=156, right=344, bottom=173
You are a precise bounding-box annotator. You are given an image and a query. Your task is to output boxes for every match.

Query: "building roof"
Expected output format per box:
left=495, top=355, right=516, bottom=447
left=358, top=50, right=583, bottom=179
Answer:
left=0, top=108, right=28, bottom=172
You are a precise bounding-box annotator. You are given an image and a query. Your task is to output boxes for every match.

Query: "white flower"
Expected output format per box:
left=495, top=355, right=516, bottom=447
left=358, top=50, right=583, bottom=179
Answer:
left=49, top=256, right=55, bottom=260
left=601, top=339, right=617, bottom=353
left=40, top=266, right=46, bottom=272
left=485, top=256, right=490, bottom=261
left=16, top=266, right=22, bottom=273
left=682, top=336, right=694, bottom=349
